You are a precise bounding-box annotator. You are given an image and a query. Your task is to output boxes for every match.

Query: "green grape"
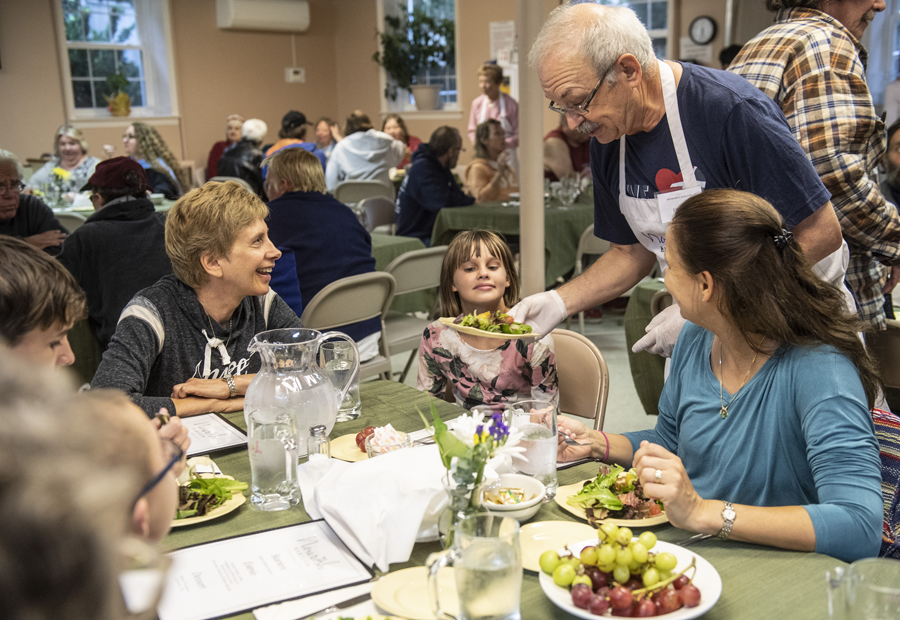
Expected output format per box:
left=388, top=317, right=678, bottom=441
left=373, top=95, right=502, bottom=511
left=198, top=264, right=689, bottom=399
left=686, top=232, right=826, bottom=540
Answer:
left=598, top=523, right=619, bottom=544
left=539, top=550, right=561, bottom=575
left=597, top=543, right=617, bottom=565
left=658, top=569, right=673, bottom=581
left=615, top=527, right=633, bottom=546
left=572, top=574, right=593, bottom=588
left=655, top=552, right=678, bottom=571
left=638, top=531, right=657, bottom=550
left=616, top=547, right=633, bottom=566
left=613, top=564, right=631, bottom=584
left=631, top=542, right=649, bottom=564
left=553, top=563, right=576, bottom=587
left=642, top=567, right=660, bottom=587
left=628, top=559, right=642, bottom=571
left=580, top=545, right=599, bottom=566
left=598, top=561, right=617, bottom=573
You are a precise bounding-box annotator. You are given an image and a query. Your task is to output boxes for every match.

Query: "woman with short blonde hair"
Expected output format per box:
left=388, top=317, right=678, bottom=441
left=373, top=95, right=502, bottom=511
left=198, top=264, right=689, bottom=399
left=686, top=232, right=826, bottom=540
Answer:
left=92, top=181, right=302, bottom=417
left=25, top=125, right=100, bottom=194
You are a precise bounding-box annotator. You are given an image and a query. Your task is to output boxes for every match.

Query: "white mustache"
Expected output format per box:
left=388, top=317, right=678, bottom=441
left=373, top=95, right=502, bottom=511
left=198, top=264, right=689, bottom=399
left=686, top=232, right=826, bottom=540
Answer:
left=862, top=10, right=875, bottom=22
left=576, top=120, right=600, bottom=135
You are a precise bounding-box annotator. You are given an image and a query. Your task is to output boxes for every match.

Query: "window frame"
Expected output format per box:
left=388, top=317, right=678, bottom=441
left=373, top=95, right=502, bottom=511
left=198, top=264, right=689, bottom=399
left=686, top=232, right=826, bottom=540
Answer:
left=52, top=0, right=180, bottom=121
left=376, top=0, right=463, bottom=116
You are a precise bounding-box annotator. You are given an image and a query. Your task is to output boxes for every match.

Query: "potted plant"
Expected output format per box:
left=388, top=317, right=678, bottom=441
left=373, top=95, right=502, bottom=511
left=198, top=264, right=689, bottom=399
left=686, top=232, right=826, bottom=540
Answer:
left=373, top=6, right=455, bottom=111
left=104, top=72, right=132, bottom=117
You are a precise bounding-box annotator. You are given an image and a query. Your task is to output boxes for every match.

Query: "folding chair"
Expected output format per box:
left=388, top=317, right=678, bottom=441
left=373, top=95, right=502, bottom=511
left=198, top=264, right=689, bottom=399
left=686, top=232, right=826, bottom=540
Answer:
left=551, top=328, right=610, bottom=431
left=333, top=179, right=395, bottom=204
left=358, top=196, right=396, bottom=233
left=57, top=211, right=87, bottom=232
left=567, top=225, right=611, bottom=333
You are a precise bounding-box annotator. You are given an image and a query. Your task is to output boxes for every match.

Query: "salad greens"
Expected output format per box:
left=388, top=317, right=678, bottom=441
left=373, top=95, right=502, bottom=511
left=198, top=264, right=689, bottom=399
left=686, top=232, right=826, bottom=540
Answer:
left=455, top=310, right=533, bottom=335
left=176, top=477, right=248, bottom=519
left=567, top=464, right=663, bottom=524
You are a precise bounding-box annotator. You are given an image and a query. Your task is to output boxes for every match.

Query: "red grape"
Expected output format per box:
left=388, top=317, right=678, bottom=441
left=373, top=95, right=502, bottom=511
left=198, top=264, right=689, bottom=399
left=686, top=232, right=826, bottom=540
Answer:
left=585, top=566, right=608, bottom=590
left=679, top=583, right=701, bottom=608
left=596, top=586, right=610, bottom=599
left=571, top=584, right=593, bottom=609
left=656, top=588, right=682, bottom=613
left=635, top=599, right=656, bottom=617
left=672, top=575, right=690, bottom=591
left=626, top=578, right=643, bottom=591
left=609, top=586, right=633, bottom=611
left=588, top=594, right=610, bottom=616
left=355, top=432, right=366, bottom=450
left=611, top=604, right=634, bottom=617
left=363, top=426, right=375, bottom=436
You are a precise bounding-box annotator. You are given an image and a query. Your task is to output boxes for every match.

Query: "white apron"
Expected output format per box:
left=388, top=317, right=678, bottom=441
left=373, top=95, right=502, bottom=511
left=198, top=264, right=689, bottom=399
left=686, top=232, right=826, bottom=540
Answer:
left=480, top=93, right=518, bottom=176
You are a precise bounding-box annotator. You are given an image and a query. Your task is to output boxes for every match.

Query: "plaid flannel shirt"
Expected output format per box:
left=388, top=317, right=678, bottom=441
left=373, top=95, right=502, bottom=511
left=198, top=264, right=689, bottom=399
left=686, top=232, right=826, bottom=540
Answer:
left=730, top=8, right=900, bottom=329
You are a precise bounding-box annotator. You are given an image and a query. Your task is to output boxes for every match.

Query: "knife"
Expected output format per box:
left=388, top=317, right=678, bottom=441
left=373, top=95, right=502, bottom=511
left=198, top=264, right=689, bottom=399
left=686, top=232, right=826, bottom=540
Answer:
left=292, top=592, right=373, bottom=620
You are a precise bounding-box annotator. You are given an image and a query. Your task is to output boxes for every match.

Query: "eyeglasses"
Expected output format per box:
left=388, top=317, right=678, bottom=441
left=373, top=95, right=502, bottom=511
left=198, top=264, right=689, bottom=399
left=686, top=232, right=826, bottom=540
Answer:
left=548, top=63, right=615, bottom=117
left=123, top=133, right=136, bottom=140
left=0, top=181, right=26, bottom=194
left=132, top=437, right=184, bottom=507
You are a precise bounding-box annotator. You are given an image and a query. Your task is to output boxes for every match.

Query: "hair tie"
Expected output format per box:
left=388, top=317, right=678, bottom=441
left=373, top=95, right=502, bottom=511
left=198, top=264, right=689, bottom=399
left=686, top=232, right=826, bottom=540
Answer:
left=773, top=229, right=794, bottom=250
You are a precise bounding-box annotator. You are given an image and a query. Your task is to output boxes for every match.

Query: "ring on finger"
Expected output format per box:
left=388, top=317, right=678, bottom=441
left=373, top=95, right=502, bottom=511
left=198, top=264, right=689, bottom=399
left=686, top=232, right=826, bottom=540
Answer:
left=654, top=469, right=663, bottom=484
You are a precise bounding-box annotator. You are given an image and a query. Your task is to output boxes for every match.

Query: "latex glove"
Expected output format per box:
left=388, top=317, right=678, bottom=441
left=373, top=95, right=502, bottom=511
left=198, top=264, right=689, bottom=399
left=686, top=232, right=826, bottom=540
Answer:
left=508, top=290, right=568, bottom=336
left=632, top=302, right=685, bottom=357
left=885, top=265, right=900, bottom=294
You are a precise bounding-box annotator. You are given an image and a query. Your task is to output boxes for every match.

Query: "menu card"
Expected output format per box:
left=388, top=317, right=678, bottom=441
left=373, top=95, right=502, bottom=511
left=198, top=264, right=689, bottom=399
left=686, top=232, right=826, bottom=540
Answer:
left=182, top=413, right=247, bottom=457
left=157, top=520, right=374, bottom=620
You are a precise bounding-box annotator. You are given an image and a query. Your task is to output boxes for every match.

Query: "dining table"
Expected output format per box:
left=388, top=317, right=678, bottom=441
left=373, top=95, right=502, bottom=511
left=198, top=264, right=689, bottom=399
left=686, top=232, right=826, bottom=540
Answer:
left=161, top=380, right=846, bottom=620
left=430, top=196, right=594, bottom=289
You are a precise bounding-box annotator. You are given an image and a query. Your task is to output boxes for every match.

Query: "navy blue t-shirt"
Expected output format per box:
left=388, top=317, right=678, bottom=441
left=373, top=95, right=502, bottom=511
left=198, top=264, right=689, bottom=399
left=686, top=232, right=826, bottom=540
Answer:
left=590, top=63, right=831, bottom=245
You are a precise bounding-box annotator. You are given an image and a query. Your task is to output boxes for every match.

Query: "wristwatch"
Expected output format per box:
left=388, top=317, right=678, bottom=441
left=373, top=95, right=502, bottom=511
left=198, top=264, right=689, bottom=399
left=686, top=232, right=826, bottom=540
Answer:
left=222, top=375, right=237, bottom=398
left=718, top=501, right=736, bottom=540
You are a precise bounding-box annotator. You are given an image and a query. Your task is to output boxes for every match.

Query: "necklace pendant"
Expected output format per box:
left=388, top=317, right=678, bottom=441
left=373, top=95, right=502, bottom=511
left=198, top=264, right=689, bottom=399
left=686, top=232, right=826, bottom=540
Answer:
left=720, top=405, right=729, bottom=419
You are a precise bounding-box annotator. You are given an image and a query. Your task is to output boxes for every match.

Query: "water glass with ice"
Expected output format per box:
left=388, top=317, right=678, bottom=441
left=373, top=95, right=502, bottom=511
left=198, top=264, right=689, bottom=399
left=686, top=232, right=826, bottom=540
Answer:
left=505, top=399, right=558, bottom=499
left=320, top=340, right=361, bottom=421
left=247, top=411, right=300, bottom=511
left=427, top=512, right=523, bottom=620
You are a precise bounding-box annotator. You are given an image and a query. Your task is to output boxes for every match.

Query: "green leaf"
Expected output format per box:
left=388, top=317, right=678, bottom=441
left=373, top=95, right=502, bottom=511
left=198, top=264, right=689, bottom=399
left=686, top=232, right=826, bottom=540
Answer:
left=417, top=399, right=467, bottom=469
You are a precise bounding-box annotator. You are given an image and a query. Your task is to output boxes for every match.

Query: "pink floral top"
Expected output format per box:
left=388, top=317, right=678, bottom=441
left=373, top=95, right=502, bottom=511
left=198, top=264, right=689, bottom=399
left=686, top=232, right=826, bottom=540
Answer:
left=417, top=320, right=558, bottom=409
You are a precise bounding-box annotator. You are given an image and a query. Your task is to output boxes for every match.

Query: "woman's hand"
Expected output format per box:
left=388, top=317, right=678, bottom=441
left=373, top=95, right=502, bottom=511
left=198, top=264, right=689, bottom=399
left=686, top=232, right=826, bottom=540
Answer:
left=557, top=416, right=594, bottom=462
left=633, top=440, right=714, bottom=531
left=102, top=144, right=117, bottom=159
left=497, top=149, right=512, bottom=170
left=171, top=377, right=230, bottom=400
left=329, top=123, right=344, bottom=142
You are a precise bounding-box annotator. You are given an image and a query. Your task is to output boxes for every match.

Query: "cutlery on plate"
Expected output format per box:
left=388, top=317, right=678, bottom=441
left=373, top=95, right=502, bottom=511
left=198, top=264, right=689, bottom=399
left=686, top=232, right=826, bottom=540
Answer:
left=678, top=533, right=712, bottom=547
left=291, top=592, right=372, bottom=620
left=559, top=433, right=591, bottom=446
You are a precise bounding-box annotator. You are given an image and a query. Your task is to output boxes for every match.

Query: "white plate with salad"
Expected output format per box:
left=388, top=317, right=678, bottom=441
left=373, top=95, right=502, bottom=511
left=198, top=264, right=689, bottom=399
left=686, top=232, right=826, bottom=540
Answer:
left=439, top=312, right=540, bottom=340
left=555, top=464, right=668, bottom=527
left=171, top=457, right=247, bottom=527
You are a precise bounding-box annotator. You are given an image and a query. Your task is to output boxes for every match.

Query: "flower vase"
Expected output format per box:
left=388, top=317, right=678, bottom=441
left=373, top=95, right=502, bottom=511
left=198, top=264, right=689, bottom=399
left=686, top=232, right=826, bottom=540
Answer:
left=440, top=476, right=481, bottom=549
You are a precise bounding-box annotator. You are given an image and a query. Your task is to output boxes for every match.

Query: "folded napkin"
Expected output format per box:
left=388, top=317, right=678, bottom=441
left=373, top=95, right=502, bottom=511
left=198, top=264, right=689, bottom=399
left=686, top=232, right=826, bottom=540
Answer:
left=314, top=445, right=448, bottom=573
left=252, top=582, right=374, bottom=620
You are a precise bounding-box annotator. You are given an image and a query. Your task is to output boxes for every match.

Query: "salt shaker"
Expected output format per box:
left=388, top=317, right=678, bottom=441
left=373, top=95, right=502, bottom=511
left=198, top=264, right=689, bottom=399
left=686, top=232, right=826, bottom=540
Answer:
left=307, top=424, right=330, bottom=461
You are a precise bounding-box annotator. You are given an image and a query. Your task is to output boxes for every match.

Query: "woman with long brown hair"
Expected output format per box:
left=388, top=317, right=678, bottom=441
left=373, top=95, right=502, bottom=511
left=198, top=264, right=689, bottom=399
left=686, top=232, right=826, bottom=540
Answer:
left=558, top=189, right=883, bottom=562
left=121, top=122, right=188, bottom=199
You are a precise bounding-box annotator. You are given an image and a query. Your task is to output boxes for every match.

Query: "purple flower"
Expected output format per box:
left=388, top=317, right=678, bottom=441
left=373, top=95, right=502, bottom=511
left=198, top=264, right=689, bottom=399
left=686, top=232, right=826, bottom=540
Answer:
left=489, top=413, right=510, bottom=441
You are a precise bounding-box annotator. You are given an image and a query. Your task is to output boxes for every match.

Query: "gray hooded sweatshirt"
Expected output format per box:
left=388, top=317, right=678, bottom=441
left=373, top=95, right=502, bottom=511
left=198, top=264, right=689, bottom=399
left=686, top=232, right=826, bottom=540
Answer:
left=324, top=129, right=405, bottom=191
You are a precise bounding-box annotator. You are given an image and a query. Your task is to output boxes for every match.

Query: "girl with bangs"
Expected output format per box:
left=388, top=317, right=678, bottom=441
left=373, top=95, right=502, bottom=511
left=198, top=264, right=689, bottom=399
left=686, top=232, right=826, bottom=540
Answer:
left=417, top=229, right=558, bottom=410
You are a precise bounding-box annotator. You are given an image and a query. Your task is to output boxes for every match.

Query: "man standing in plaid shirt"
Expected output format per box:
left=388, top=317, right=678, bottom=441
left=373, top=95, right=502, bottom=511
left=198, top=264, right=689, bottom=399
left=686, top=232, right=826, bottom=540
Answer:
left=730, top=0, right=900, bottom=330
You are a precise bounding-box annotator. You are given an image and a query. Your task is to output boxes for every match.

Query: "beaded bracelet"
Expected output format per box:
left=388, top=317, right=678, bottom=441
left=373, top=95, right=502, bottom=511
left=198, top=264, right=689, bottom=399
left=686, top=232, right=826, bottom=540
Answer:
left=600, top=431, right=610, bottom=462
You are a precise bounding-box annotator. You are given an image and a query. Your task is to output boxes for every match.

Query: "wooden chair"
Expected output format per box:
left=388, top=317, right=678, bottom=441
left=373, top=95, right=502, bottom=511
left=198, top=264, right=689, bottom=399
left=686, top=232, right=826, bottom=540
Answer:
left=359, top=196, right=396, bottom=233
left=300, top=272, right=396, bottom=381
left=382, top=246, right=449, bottom=382
left=551, top=328, right=610, bottom=431
left=333, top=179, right=394, bottom=204
left=57, top=211, right=87, bottom=232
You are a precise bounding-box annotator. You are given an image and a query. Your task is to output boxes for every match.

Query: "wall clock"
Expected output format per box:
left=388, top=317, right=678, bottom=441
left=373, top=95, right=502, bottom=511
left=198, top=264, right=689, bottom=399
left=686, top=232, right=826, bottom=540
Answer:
left=689, top=15, right=717, bottom=46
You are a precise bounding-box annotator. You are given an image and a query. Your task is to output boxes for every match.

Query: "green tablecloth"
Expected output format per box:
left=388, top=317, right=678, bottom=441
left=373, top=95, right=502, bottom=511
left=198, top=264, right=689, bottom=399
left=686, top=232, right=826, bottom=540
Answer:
left=162, top=380, right=844, bottom=620
left=371, top=233, right=434, bottom=314
left=430, top=201, right=594, bottom=288
left=625, top=279, right=668, bottom=417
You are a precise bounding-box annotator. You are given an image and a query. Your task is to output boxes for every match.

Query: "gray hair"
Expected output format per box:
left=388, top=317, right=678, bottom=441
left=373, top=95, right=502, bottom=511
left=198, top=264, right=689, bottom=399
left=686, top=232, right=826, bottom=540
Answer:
left=0, top=149, right=24, bottom=180
left=242, top=119, right=268, bottom=144
left=529, top=2, right=656, bottom=85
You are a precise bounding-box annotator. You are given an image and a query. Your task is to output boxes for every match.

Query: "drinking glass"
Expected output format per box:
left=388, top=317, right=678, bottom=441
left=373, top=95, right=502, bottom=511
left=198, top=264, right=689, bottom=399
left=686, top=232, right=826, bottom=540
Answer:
left=427, top=512, right=522, bottom=620
left=319, top=341, right=361, bottom=421
left=247, top=411, right=300, bottom=511
left=505, top=399, right=558, bottom=499
left=827, top=558, right=900, bottom=619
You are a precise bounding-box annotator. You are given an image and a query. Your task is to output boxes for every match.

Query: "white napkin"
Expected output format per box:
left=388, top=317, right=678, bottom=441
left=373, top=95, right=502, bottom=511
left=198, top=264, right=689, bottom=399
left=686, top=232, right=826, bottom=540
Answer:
left=252, top=582, right=373, bottom=620
left=314, top=445, right=448, bottom=573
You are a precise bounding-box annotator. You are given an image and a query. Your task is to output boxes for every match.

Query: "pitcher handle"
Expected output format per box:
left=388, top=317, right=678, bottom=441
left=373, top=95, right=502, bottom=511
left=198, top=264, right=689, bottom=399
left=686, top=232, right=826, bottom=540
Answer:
left=318, top=331, right=360, bottom=402
left=426, top=549, right=459, bottom=620
left=826, top=566, right=846, bottom=620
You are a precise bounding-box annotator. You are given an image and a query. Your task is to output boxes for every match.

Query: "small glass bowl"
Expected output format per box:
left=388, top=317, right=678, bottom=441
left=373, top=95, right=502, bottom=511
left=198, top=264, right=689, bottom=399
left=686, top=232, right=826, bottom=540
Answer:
left=365, top=432, right=412, bottom=458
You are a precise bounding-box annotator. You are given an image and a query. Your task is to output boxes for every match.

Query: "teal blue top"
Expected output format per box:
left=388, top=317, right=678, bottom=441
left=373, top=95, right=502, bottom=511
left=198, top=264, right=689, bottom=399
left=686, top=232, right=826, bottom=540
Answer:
left=624, top=322, right=883, bottom=562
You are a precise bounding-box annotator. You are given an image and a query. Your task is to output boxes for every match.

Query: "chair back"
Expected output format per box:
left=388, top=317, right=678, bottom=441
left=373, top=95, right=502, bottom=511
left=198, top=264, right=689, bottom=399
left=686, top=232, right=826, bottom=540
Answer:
left=870, top=320, right=900, bottom=391
left=207, top=176, right=255, bottom=193
left=359, top=196, right=396, bottom=232
left=576, top=225, right=611, bottom=271
left=57, top=211, right=87, bottom=232
left=334, top=179, right=394, bottom=204
left=193, top=167, right=206, bottom=188
left=650, top=288, right=673, bottom=318
left=301, top=272, right=396, bottom=331
left=551, top=328, right=609, bottom=431
left=383, top=245, right=448, bottom=296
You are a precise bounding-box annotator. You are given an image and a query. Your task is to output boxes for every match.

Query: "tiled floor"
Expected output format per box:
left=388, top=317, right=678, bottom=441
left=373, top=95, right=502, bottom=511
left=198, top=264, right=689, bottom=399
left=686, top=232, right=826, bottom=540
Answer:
left=388, top=309, right=660, bottom=436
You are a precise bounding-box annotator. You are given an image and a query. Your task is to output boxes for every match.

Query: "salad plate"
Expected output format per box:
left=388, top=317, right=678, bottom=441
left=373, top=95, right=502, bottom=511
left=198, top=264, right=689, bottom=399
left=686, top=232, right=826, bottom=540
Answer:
left=438, top=317, right=541, bottom=340
left=331, top=433, right=369, bottom=462
left=555, top=478, right=669, bottom=527
left=171, top=473, right=246, bottom=527
left=539, top=539, right=722, bottom=620
left=520, top=521, right=599, bottom=572
left=371, top=566, right=458, bottom=620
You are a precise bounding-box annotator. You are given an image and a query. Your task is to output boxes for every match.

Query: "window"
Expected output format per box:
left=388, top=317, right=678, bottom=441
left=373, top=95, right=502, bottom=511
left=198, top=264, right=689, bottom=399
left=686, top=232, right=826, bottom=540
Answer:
left=54, top=0, right=177, bottom=119
left=378, top=0, right=460, bottom=113
left=587, top=0, right=669, bottom=58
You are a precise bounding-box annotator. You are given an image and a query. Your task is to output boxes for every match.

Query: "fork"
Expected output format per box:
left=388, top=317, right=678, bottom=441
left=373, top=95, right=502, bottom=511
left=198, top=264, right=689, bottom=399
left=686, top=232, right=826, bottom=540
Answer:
left=560, top=433, right=591, bottom=447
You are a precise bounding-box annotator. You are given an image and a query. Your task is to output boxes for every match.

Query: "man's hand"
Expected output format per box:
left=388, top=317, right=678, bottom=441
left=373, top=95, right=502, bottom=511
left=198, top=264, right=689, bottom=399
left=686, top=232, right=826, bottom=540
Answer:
left=25, top=230, right=66, bottom=249
left=885, top=265, right=900, bottom=294
left=632, top=303, right=685, bottom=357
left=153, top=412, right=191, bottom=477
left=329, top=123, right=344, bottom=142
left=508, top=290, right=568, bottom=336
left=102, top=144, right=117, bottom=158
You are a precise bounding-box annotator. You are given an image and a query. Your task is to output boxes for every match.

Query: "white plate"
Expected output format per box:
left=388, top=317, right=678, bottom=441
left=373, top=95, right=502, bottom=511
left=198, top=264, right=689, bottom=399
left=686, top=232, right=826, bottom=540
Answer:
left=555, top=478, right=669, bottom=527
left=539, top=539, right=722, bottom=619
left=371, top=566, right=458, bottom=620
left=438, top=317, right=540, bottom=340
left=331, top=433, right=369, bottom=462
left=520, top=521, right=598, bottom=572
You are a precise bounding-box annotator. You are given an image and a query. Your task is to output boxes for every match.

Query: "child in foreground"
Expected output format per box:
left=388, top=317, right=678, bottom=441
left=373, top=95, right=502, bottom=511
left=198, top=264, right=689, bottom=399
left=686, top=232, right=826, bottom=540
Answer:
left=417, top=229, right=557, bottom=409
